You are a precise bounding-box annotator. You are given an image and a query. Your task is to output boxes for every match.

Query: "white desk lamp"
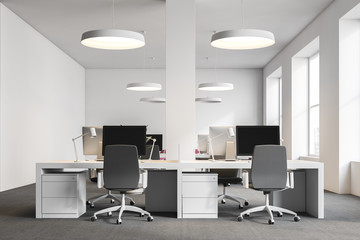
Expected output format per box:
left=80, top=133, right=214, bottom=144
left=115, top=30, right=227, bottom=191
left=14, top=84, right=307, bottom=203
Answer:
left=72, top=127, right=97, bottom=162
left=208, top=127, right=235, bottom=161
left=146, top=136, right=157, bottom=160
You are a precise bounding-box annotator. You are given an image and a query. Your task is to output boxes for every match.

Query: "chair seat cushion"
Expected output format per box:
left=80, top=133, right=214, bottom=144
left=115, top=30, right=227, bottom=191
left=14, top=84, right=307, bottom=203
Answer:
left=218, top=177, right=242, bottom=184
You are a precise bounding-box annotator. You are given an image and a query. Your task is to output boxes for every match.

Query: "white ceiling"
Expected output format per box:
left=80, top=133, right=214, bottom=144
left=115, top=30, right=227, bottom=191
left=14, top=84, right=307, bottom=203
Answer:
left=0, top=0, right=333, bottom=69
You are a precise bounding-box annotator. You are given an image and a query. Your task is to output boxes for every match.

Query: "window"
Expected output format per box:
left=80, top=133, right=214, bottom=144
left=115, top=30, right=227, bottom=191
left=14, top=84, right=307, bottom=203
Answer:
left=309, top=53, right=319, bottom=156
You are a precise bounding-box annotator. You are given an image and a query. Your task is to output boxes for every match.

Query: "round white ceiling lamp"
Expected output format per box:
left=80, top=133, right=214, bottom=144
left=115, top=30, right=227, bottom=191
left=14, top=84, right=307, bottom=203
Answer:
left=140, top=97, right=166, bottom=103
left=195, top=97, right=222, bottom=103
left=211, top=29, right=275, bottom=50
left=126, top=83, right=162, bottom=91
left=211, top=0, right=275, bottom=50
left=199, top=82, right=234, bottom=91
left=81, top=0, right=145, bottom=50
left=81, top=29, right=145, bottom=50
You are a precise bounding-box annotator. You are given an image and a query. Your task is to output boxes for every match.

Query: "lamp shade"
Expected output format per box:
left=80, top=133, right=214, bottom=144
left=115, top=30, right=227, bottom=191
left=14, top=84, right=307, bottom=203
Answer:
left=195, top=97, right=222, bottom=103
left=140, top=97, right=166, bottom=103
left=199, top=82, right=234, bottom=91
left=211, top=29, right=275, bottom=50
left=81, top=29, right=145, bottom=50
left=126, top=83, right=162, bottom=91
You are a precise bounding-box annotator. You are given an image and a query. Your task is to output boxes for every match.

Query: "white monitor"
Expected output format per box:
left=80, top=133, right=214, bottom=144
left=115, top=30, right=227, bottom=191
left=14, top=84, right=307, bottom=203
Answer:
left=82, top=126, right=103, bottom=155
left=209, top=126, right=236, bottom=158
left=197, top=134, right=209, bottom=153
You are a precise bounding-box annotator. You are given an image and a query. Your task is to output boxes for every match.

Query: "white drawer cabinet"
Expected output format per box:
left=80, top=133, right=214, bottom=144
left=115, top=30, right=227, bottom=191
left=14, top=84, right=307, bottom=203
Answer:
left=182, top=173, right=218, bottom=218
left=41, top=172, right=86, bottom=218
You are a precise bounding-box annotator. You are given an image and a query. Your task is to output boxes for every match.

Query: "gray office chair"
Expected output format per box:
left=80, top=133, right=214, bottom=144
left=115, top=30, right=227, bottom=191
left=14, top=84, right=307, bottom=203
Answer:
left=90, top=145, right=153, bottom=224
left=237, top=145, right=300, bottom=224
left=211, top=169, right=249, bottom=208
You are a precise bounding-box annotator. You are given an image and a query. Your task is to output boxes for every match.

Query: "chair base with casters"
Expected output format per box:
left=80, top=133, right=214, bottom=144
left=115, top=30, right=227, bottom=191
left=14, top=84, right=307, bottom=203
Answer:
left=90, top=190, right=153, bottom=224
left=218, top=183, right=249, bottom=209
left=86, top=190, right=135, bottom=208
left=237, top=191, right=301, bottom=224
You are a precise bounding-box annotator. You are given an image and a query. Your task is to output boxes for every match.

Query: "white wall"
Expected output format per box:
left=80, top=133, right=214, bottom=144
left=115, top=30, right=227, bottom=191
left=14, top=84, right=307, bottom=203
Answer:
left=263, top=0, right=360, bottom=193
left=196, top=69, right=263, bottom=134
left=339, top=19, right=360, bottom=193
left=0, top=4, right=85, bottom=191
left=85, top=68, right=263, bottom=147
left=85, top=69, right=166, bottom=140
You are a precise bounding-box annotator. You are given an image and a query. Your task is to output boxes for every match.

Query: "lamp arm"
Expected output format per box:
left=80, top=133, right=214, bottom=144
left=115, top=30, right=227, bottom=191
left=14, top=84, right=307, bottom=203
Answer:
left=148, top=138, right=156, bottom=160
left=72, top=132, right=88, bottom=162
left=72, top=132, right=88, bottom=141
left=208, top=136, right=216, bottom=161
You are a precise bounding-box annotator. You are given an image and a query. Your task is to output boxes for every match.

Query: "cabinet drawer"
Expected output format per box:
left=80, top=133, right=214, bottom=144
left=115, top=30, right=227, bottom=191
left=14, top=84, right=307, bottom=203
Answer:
left=182, top=181, right=218, bottom=197
left=182, top=174, right=217, bottom=182
left=42, top=198, right=78, bottom=213
left=183, top=198, right=218, bottom=214
left=42, top=181, right=77, bottom=198
left=42, top=174, right=77, bottom=182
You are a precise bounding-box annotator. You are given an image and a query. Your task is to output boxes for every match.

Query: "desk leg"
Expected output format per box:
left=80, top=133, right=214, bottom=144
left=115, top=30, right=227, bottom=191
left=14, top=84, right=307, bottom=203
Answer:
left=306, top=167, right=324, bottom=219
left=177, top=167, right=183, bottom=219
left=36, top=166, right=44, bottom=218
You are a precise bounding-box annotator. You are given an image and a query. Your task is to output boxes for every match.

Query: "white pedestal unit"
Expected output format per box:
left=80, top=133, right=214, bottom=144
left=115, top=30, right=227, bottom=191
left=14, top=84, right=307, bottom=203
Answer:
left=182, top=173, right=218, bottom=218
left=41, top=172, right=86, bottom=218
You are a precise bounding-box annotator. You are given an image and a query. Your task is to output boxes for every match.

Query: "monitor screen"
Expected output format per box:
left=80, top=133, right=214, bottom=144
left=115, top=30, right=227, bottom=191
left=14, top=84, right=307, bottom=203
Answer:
left=236, top=125, right=280, bottom=156
left=102, top=125, right=146, bottom=155
left=209, top=126, right=236, bottom=157
left=146, top=134, right=163, bottom=151
left=82, top=126, right=103, bottom=155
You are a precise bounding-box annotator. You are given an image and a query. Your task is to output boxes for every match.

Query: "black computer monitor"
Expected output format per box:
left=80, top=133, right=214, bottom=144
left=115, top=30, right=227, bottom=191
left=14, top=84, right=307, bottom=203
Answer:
left=236, top=126, right=280, bottom=157
left=102, top=125, right=146, bottom=155
left=146, top=134, right=163, bottom=151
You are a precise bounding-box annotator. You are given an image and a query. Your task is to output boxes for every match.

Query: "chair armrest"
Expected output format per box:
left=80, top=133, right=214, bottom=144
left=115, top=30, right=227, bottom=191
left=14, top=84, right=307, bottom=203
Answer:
left=242, top=170, right=249, bottom=188
left=97, top=171, right=104, bottom=188
left=286, top=171, right=294, bottom=189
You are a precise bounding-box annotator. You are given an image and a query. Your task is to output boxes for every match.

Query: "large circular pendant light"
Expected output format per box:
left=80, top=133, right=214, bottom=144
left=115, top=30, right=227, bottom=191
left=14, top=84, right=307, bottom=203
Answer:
left=211, top=29, right=275, bottom=50
left=199, top=82, right=234, bottom=91
left=126, top=83, right=162, bottom=91
left=81, top=29, right=145, bottom=50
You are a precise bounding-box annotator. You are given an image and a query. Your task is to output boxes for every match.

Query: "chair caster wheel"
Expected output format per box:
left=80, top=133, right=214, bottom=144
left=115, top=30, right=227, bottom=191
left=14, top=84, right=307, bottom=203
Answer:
left=239, top=205, right=243, bottom=209
left=107, top=212, right=112, bottom=217
left=116, top=219, right=122, bottom=224
left=140, top=213, right=145, bottom=217
left=221, top=199, right=226, bottom=204
left=147, top=216, right=154, bottom=222
left=130, top=200, right=135, bottom=206
left=277, top=212, right=283, bottom=217
left=86, top=201, right=91, bottom=205
left=90, top=216, right=96, bottom=222
left=245, top=213, right=250, bottom=217
left=110, top=199, right=115, bottom=204
left=268, top=219, right=274, bottom=225
left=244, top=201, right=249, bottom=206
left=237, top=216, right=243, bottom=222
left=90, top=204, right=95, bottom=208
left=294, top=216, right=301, bottom=222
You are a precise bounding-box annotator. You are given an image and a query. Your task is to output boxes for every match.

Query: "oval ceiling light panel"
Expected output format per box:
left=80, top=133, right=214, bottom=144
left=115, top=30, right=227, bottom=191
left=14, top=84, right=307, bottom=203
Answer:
left=81, top=29, right=145, bottom=50
left=126, top=83, right=162, bottom=91
left=211, top=29, right=275, bottom=50
left=198, top=82, right=234, bottom=91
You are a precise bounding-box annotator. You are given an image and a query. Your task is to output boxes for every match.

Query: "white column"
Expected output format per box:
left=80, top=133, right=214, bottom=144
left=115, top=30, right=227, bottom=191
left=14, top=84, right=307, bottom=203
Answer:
left=166, top=0, right=196, bottom=161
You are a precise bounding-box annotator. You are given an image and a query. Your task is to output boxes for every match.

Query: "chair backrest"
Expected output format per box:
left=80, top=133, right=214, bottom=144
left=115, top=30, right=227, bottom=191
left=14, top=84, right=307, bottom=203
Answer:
left=251, top=145, right=287, bottom=190
left=103, top=145, right=140, bottom=190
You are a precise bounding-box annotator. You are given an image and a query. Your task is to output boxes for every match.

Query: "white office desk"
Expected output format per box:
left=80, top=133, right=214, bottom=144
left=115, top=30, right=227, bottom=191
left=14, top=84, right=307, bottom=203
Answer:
left=36, top=159, right=323, bottom=219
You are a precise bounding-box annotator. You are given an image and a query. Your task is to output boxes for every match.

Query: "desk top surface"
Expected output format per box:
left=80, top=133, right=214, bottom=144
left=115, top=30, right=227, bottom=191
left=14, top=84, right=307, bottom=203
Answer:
left=36, top=159, right=323, bottom=170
